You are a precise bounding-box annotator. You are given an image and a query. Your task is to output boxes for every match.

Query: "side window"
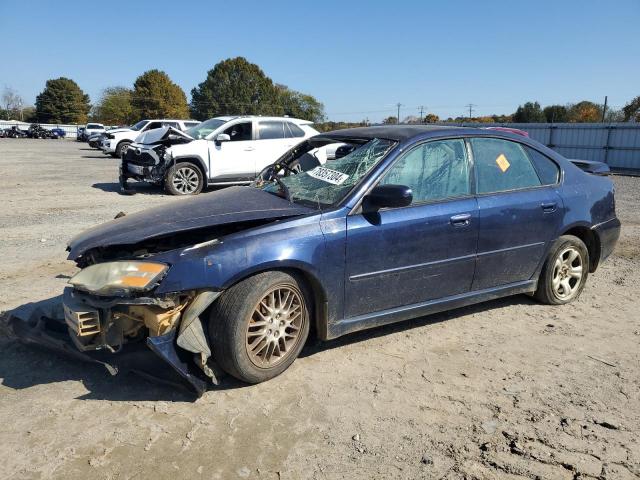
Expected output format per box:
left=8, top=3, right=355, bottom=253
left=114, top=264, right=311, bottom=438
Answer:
left=284, top=122, right=305, bottom=138
left=524, top=146, right=560, bottom=185
left=222, top=122, right=252, bottom=141
left=380, top=139, right=470, bottom=203
left=146, top=122, right=163, bottom=130
left=471, top=138, right=541, bottom=194
left=164, top=122, right=180, bottom=129
left=258, top=121, right=285, bottom=140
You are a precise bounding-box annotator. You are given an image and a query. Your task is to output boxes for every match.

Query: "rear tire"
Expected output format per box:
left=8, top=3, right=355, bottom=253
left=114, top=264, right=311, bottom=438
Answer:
left=164, top=162, right=204, bottom=195
left=208, top=271, right=311, bottom=384
left=534, top=235, right=589, bottom=305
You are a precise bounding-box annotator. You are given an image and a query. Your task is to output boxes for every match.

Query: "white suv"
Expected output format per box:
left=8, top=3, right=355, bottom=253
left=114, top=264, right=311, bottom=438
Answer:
left=121, top=116, right=318, bottom=195
left=101, top=119, right=200, bottom=157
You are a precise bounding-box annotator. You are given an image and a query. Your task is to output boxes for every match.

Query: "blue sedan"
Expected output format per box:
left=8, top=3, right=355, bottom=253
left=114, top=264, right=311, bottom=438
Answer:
left=15, top=126, right=621, bottom=395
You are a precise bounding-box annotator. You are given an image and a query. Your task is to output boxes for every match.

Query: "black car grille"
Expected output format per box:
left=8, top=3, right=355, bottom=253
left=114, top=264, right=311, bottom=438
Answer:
left=124, top=148, right=156, bottom=166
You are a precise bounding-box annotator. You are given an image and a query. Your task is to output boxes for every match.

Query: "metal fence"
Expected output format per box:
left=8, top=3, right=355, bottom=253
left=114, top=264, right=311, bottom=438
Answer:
left=0, top=121, right=80, bottom=138
left=2, top=119, right=639, bottom=172
left=444, top=122, right=640, bottom=172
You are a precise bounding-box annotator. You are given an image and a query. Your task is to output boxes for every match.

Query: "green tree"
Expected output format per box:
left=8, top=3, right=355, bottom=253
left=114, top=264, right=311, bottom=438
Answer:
left=93, top=87, right=135, bottom=125
left=35, top=77, right=91, bottom=123
left=382, top=116, right=398, bottom=124
left=276, top=84, right=325, bottom=122
left=512, top=101, right=546, bottom=123
left=567, top=101, right=601, bottom=122
left=543, top=105, right=568, bottom=123
left=423, top=113, right=439, bottom=123
left=190, top=57, right=282, bottom=120
left=131, top=70, right=189, bottom=119
left=622, top=96, right=640, bottom=122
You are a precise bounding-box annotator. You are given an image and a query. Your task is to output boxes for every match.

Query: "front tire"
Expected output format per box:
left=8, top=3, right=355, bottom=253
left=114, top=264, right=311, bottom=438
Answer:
left=115, top=141, right=130, bottom=157
left=164, top=162, right=204, bottom=195
left=208, top=271, right=311, bottom=384
left=534, top=235, right=589, bottom=305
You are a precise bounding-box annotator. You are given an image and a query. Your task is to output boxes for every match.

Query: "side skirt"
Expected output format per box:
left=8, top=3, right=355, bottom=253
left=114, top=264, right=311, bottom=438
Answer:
left=327, top=280, right=537, bottom=339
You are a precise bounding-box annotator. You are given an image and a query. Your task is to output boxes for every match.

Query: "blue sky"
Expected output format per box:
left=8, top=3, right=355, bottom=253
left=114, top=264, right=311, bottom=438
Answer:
left=1, top=0, right=638, bottom=122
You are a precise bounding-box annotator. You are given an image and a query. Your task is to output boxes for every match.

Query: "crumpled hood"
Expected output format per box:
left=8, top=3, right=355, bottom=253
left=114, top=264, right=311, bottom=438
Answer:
left=136, top=126, right=193, bottom=145
left=67, top=186, right=313, bottom=260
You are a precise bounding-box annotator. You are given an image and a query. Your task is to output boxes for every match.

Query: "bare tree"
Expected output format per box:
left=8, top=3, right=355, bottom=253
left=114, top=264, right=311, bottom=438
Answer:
left=2, top=86, right=24, bottom=120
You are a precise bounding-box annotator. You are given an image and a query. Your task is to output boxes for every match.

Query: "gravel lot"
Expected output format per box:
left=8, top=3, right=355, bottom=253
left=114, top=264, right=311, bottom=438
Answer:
left=0, top=139, right=638, bottom=479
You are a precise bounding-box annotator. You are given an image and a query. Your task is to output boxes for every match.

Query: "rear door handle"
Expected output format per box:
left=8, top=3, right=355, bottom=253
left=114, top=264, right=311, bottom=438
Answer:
left=450, top=213, right=472, bottom=226
left=244, top=146, right=255, bottom=151
left=541, top=202, right=557, bottom=213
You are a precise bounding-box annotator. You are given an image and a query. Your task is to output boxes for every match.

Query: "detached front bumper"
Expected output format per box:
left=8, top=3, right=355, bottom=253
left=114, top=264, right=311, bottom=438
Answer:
left=9, top=287, right=221, bottom=399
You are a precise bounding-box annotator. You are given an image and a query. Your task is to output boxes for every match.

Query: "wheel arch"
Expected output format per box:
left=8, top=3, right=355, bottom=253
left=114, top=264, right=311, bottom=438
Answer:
left=560, top=224, right=601, bottom=273
left=169, top=156, right=207, bottom=178
left=219, top=263, right=330, bottom=341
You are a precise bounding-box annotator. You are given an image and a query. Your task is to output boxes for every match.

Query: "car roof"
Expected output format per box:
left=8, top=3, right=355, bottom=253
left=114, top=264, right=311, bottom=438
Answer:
left=318, top=124, right=541, bottom=144
left=142, top=119, right=199, bottom=122
left=213, top=115, right=313, bottom=125
left=319, top=125, right=465, bottom=142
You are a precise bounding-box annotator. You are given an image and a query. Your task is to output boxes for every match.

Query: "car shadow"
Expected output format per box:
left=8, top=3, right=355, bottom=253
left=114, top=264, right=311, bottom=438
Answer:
left=91, top=182, right=165, bottom=196
left=0, top=294, right=537, bottom=402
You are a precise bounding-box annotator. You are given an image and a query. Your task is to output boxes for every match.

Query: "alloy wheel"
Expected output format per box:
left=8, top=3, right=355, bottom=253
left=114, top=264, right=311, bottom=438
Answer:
left=172, top=166, right=200, bottom=194
left=245, top=286, right=306, bottom=368
left=552, top=246, right=583, bottom=300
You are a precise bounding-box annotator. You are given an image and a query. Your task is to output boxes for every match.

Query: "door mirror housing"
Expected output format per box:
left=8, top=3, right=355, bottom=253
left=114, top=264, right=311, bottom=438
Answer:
left=214, top=133, right=231, bottom=145
left=364, top=184, right=413, bottom=210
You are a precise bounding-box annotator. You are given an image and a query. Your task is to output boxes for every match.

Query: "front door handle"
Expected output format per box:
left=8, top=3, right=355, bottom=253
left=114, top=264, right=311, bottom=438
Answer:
left=450, top=213, right=471, bottom=226
left=541, top=202, right=557, bottom=213
left=244, top=146, right=255, bottom=151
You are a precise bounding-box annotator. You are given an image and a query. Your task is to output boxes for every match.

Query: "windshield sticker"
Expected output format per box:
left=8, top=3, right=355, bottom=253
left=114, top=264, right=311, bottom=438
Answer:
left=307, top=166, right=350, bottom=185
left=496, top=153, right=510, bottom=172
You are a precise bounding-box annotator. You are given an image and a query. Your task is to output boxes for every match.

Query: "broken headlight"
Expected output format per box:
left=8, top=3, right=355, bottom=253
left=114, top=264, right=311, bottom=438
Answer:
left=69, top=261, right=168, bottom=296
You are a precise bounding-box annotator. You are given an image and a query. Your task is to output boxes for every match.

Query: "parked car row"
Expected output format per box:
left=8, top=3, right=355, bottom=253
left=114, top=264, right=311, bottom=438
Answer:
left=0, top=124, right=66, bottom=139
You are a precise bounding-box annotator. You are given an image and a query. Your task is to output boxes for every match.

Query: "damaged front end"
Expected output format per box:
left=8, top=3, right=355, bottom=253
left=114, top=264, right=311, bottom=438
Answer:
left=119, top=127, right=193, bottom=190
left=11, top=285, right=221, bottom=398
left=10, top=185, right=314, bottom=397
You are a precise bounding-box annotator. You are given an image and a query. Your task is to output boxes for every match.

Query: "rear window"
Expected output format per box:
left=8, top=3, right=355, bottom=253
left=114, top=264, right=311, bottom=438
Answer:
left=525, top=146, right=560, bottom=185
left=258, top=121, right=285, bottom=140
left=471, top=138, right=541, bottom=194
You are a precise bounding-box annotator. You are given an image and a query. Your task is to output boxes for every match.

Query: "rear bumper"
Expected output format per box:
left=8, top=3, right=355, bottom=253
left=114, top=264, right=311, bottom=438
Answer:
left=593, top=217, right=621, bottom=265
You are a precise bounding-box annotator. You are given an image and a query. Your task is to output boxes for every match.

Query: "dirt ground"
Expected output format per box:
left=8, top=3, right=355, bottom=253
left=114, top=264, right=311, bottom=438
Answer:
left=0, top=139, right=638, bottom=480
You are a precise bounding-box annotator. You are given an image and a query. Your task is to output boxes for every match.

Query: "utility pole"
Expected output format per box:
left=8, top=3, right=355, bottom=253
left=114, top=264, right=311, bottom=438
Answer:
left=465, top=103, right=476, bottom=120
left=396, top=103, right=402, bottom=124
left=419, top=105, right=424, bottom=123
left=601, top=96, right=608, bottom=123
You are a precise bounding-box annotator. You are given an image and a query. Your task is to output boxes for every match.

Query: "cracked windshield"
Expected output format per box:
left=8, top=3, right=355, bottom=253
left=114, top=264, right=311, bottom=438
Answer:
left=262, top=138, right=395, bottom=207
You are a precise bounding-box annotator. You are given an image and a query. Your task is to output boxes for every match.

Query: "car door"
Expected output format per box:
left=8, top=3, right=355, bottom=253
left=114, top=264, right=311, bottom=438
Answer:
left=207, top=120, right=256, bottom=181
left=470, top=137, right=563, bottom=290
left=255, top=121, right=295, bottom=174
left=344, top=138, right=479, bottom=318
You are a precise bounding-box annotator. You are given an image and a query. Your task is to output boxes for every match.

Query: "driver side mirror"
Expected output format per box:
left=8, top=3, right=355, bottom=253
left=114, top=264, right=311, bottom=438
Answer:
left=215, top=133, right=231, bottom=145
left=364, top=184, right=413, bottom=210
